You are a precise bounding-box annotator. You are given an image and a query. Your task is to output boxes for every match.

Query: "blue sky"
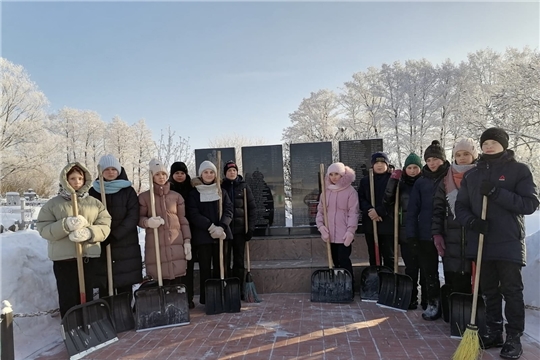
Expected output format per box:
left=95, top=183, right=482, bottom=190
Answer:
left=2, top=1, right=539, bottom=151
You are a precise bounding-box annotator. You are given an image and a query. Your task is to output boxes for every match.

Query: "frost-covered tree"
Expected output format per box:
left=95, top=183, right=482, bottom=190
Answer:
left=130, top=119, right=156, bottom=192
left=156, top=125, right=194, bottom=175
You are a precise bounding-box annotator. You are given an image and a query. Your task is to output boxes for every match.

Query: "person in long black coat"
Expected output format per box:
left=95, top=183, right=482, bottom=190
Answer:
left=89, top=154, right=143, bottom=297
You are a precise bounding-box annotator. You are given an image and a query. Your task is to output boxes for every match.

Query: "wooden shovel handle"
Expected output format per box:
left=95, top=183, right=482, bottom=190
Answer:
left=149, top=171, right=163, bottom=287
left=320, top=164, right=333, bottom=269
left=369, top=169, right=380, bottom=266
left=98, top=165, right=114, bottom=296
left=469, top=195, right=488, bottom=326
left=72, top=195, right=86, bottom=305
left=393, top=185, right=400, bottom=274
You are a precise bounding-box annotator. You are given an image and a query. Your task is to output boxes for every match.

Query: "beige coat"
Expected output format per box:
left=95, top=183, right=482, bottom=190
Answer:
left=139, top=182, right=191, bottom=280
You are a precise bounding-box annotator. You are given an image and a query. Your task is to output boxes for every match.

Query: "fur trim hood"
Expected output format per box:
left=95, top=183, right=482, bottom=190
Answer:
left=325, top=165, right=355, bottom=190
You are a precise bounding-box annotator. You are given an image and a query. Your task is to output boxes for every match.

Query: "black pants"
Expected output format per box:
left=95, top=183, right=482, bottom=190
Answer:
left=400, top=243, right=427, bottom=305
left=330, top=243, right=354, bottom=286
left=364, top=233, right=394, bottom=268
left=196, top=242, right=229, bottom=304
left=53, top=258, right=99, bottom=318
left=227, top=233, right=247, bottom=295
left=480, top=260, right=524, bottom=335
left=444, top=271, right=471, bottom=294
left=182, top=258, right=195, bottom=302
left=416, top=240, right=440, bottom=302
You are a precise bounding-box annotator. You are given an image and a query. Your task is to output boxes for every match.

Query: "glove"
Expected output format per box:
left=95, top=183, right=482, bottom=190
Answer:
left=184, top=242, right=192, bottom=261
left=433, top=234, right=445, bottom=257
left=390, top=169, right=402, bottom=180
left=147, top=216, right=165, bottom=228
left=480, top=180, right=497, bottom=196
left=368, top=208, right=379, bottom=220
left=319, top=225, right=329, bottom=241
left=208, top=224, right=217, bottom=233
left=219, top=231, right=226, bottom=241
left=469, top=218, right=489, bottom=234
left=245, top=230, right=253, bottom=241
left=69, top=228, right=92, bottom=242
left=343, top=232, right=354, bottom=247
left=210, top=226, right=225, bottom=239
left=65, top=215, right=89, bottom=231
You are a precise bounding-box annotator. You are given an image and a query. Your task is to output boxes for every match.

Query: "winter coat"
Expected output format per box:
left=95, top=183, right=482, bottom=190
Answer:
left=358, top=171, right=393, bottom=234
left=37, top=162, right=111, bottom=261
left=89, top=167, right=143, bottom=288
left=139, top=182, right=191, bottom=280
left=315, top=167, right=359, bottom=243
left=406, top=161, right=451, bottom=241
left=383, top=172, right=421, bottom=244
left=186, top=177, right=234, bottom=246
left=455, top=150, right=539, bottom=265
left=431, top=164, right=475, bottom=274
left=221, top=175, right=256, bottom=235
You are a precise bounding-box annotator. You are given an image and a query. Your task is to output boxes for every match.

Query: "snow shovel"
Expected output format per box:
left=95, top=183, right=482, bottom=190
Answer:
left=205, top=151, right=242, bottom=315
left=244, top=189, right=261, bottom=303
left=360, top=169, right=392, bottom=302
left=97, top=166, right=135, bottom=333
left=62, top=195, right=118, bottom=360
left=311, top=163, right=354, bottom=303
left=134, top=170, right=190, bottom=331
left=377, top=185, right=413, bottom=311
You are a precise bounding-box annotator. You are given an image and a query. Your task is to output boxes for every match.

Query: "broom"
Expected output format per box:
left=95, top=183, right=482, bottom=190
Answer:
left=243, top=188, right=261, bottom=303
left=452, top=195, right=488, bottom=360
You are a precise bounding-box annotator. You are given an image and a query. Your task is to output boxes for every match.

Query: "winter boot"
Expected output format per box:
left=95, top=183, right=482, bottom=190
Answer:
left=408, top=301, right=418, bottom=310
left=500, top=333, right=523, bottom=359
left=421, top=299, right=442, bottom=321
left=480, top=331, right=504, bottom=349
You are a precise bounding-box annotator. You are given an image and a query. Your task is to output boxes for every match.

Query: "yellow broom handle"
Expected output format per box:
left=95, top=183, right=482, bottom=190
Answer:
left=469, top=196, right=488, bottom=326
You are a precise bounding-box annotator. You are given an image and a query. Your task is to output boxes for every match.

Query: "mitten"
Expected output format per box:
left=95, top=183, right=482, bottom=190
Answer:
left=343, top=232, right=355, bottom=247
left=390, top=169, right=402, bottom=180
left=184, top=242, right=192, bottom=261
left=469, top=218, right=488, bottom=234
left=65, top=215, right=89, bottom=231
left=245, top=230, right=253, bottom=241
left=480, top=180, right=497, bottom=196
left=147, top=216, right=165, bottom=229
left=433, top=234, right=446, bottom=257
left=69, top=228, right=92, bottom=243
left=319, top=225, right=329, bottom=241
left=210, top=226, right=225, bottom=239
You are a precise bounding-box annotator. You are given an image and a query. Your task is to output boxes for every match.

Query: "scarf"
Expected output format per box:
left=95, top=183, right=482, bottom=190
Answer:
left=58, top=184, right=89, bottom=201
left=444, top=163, right=475, bottom=218
left=196, top=183, right=220, bottom=202
left=92, top=179, right=132, bottom=194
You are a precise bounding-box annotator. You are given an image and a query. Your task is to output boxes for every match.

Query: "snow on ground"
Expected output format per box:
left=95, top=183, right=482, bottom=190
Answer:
left=0, top=211, right=539, bottom=359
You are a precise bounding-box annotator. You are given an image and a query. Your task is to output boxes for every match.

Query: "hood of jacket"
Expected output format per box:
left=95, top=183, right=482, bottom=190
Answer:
left=325, top=165, right=355, bottom=190
left=60, top=162, right=93, bottom=195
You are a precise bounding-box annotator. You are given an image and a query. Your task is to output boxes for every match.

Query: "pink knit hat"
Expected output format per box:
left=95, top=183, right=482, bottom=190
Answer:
left=327, top=162, right=346, bottom=175
left=453, top=138, right=479, bottom=160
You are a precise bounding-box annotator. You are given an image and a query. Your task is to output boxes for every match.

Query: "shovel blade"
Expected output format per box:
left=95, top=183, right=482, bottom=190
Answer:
left=440, top=284, right=452, bottom=323
left=310, top=268, right=354, bottom=303
left=205, top=277, right=241, bottom=315
left=134, top=284, right=190, bottom=331
left=377, top=272, right=413, bottom=311
left=360, top=265, right=392, bottom=301
left=61, top=299, right=118, bottom=360
left=102, top=292, right=135, bottom=333
left=449, top=292, right=487, bottom=338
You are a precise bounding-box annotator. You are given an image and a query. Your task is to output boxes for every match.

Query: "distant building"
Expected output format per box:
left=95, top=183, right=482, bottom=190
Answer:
left=23, top=189, right=38, bottom=201
left=6, top=192, right=20, bottom=206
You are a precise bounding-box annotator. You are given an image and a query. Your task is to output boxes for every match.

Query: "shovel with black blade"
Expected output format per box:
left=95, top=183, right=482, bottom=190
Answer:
left=62, top=195, right=118, bottom=360
left=377, top=185, right=413, bottom=311
left=205, top=151, right=242, bottom=315
left=311, top=163, right=354, bottom=303
left=360, top=169, right=392, bottom=302
left=97, top=165, right=135, bottom=333
left=134, top=169, right=190, bottom=331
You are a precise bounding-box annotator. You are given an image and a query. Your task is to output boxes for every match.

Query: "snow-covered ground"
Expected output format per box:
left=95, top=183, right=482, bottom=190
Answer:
left=0, top=207, right=539, bottom=359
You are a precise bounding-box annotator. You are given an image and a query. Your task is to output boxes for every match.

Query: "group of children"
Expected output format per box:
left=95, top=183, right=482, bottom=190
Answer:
left=315, top=128, right=538, bottom=360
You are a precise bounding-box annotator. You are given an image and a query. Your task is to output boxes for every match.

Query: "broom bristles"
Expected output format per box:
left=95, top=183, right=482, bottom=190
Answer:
left=244, top=281, right=261, bottom=303
left=453, top=325, right=482, bottom=360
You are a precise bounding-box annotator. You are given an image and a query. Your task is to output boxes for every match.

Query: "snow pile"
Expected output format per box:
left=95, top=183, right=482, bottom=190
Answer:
left=523, top=211, right=540, bottom=308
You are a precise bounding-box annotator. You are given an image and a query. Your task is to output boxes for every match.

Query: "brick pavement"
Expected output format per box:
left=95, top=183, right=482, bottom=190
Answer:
left=33, top=294, right=540, bottom=360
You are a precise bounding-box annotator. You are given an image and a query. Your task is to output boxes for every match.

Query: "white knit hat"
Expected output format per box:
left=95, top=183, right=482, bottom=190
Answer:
left=453, top=138, right=479, bottom=160
left=327, top=162, right=346, bottom=175
left=198, top=160, right=217, bottom=176
left=98, top=154, right=121, bottom=174
left=149, top=158, right=168, bottom=176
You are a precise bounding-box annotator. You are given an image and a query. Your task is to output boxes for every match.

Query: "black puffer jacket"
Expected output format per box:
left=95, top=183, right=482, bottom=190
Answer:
left=89, top=168, right=143, bottom=289
left=221, top=175, right=256, bottom=235
left=169, top=174, right=193, bottom=201
left=186, top=178, right=233, bottom=246
left=383, top=172, right=421, bottom=243
left=455, top=150, right=539, bottom=265
left=358, top=171, right=393, bottom=234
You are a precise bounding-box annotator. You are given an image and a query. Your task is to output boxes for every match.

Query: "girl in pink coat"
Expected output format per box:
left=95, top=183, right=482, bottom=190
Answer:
left=316, top=162, right=359, bottom=283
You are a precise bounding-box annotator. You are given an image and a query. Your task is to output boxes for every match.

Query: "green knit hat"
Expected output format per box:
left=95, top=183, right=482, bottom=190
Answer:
left=404, top=153, right=422, bottom=169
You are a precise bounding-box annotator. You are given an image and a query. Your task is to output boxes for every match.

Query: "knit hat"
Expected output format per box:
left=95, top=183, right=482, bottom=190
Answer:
left=327, top=162, right=346, bottom=175
left=453, top=138, right=479, bottom=160
left=223, top=160, right=238, bottom=175
left=404, top=153, right=422, bottom=169
left=149, top=158, right=168, bottom=176
left=480, top=127, right=509, bottom=151
left=198, top=160, right=217, bottom=177
left=371, top=152, right=390, bottom=166
left=170, top=161, right=188, bottom=175
left=424, top=140, right=446, bottom=162
left=98, top=154, right=121, bottom=174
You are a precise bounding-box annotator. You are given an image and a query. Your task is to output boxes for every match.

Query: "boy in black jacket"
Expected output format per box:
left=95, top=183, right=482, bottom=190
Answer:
left=456, top=128, right=539, bottom=360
